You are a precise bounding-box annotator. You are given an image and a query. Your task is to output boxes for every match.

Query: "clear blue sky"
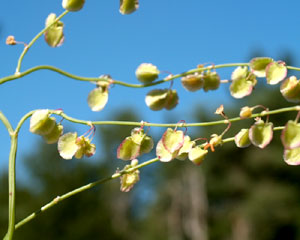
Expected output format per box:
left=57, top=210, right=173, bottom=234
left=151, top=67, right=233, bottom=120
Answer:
left=0, top=1, right=300, bottom=178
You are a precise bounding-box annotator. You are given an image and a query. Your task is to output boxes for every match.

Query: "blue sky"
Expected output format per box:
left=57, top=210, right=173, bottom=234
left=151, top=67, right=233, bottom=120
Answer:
left=0, top=0, right=300, bottom=178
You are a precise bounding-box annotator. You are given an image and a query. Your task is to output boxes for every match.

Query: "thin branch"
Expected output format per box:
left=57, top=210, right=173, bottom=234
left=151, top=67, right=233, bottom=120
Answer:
left=15, top=157, right=160, bottom=230
left=15, top=10, right=69, bottom=74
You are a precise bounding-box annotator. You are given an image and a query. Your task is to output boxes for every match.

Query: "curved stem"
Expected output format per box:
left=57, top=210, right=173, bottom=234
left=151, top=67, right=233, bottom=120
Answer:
left=15, top=157, right=159, bottom=230
left=2, top=63, right=300, bottom=89
left=15, top=10, right=69, bottom=74
left=1, top=63, right=248, bottom=87
left=52, top=105, right=300, bottom=128
left=0, top=112, right=16, bottom=240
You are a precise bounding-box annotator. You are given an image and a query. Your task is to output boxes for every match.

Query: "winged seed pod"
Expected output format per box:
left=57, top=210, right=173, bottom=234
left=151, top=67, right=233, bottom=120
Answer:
left=249, top=119, right=273, bottom=149
left=202, top=71, right=220, bottom=91
left=120, top=162, right=140, bottom=192
left=280, top=76, right=300, bottom=103
left=230, top=66, right=257, bottom=98
left=145, top=89, right=179, bottom=111
left=234, top=128, right=251, bottom=148
left=188, top=146, right=208, bottom=165
left=117, top=128, right=153, bottom=160
left=181, top=74, right=203, bottom=92
left=44, top=13, right=64, bottom=47
left=30, top=109, right=56, bottom=135
left=249, top=57, right=273, bottom=77
left=43, top=124, right=63, bottom=144
left=177, top=136, right=196, bottom=160
left=281, top=120, right=300, bottom=149
left=136, top=63, right=160, bottom=84
left=58, top=132, right=96, bottom=160
left=120, top=0, right=139, bottom=15
left=62, top=0, right=85, bottom=11
left=265, top=61, right=287, bottom=85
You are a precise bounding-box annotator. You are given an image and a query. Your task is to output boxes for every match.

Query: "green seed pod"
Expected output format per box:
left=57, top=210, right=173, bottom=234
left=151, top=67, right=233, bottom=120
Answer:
left=202, top=71, right=220, bottom=92
left=281, top=120, right=300, bottom=149
left=44, top=13, right=64, bottom=47
left=62, top=0, right=85, bottom=12
left=249, top=119, right=273, bottom=149
left=136, top=63, right=160, bottom=84
left=165, top=90, right=179, bottom=110
left=188, top=146, right=208, bottom=165
left=30, top=110, right=56, bottom=135
left=145, top=89, right=169, bottom=111
left=280, top=76, right=300, bottom=103
left=177, top=136, right=195, bottom=160
left=120, top=0, right=139, bottom=15
left=43, top=124, right=63, bottom=144
left=234, top=128, right=251, bottom=148
left=181, top=74, right=203, bottom=92
left=120, top=164, right=140, bottom=192
left=249, top=57, right=274, bottom=77
left=140, top=136, right=154, bottom=154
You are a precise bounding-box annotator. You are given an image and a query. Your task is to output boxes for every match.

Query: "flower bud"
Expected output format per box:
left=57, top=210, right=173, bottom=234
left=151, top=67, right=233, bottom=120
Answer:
left=239, top=106, right=252, bottom=119
left=136, top=63, right=160, bottom=84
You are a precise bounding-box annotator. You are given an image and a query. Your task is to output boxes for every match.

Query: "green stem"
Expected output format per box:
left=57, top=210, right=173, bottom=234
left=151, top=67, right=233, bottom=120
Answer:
left=0, top=112, right=17, bottom=240
left=15, top=11, right=69, bottom=74
left=2, top=63, right=300, bottom=88
left=1, top=63, right=248, bottom=87
left=53, top=105, right=300, bottom=128
left=15, top=157, right=159, bottom=230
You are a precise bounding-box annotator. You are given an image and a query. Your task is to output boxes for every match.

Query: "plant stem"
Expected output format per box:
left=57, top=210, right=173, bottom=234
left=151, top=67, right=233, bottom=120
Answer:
left=53, top=105, right=300, bottom=128
left=15, top=10, right=69, bottom=74
left=0, top=112, right=17, bottom=240
left=15, top=157, right=159, bottom=230
left=2, top=63, right=248, bottom=87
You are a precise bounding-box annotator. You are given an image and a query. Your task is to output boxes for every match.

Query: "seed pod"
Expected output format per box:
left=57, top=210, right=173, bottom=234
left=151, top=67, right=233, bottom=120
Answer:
left=177, top=136, right=195, bottom=160
left=280, top=76, right=300, bottom=103
left=230, top=66, right=257, bottom=98
left=234, top=128, right=251, bottom=148
left=281, top=120, right=300, bottom=149
left=181, top=74, right=203, bottom=92
left=136, top=63, right=160, bottom=84
left=145, top=89, right=168, bottom=111
left=188, top=146, right=208, bottom=165
left=202, top=71, right=220, bottom=92
left=165, top=90, right=179, bottom=110
left=87, top=87, right=109, bottom=112
left=120, top=0, right=139, bottom=15
left=62, top=0, right=85, bottom=11
left=30, top=110, right=56, bottom=135
left=44, top=13, right=64, bottom=47
left=265, top=61, right=287, bottom=85
left=43, top=124, right=63, bottom=144
left=249, top=57, right=273, bottom=77
left=249, top=119, right=273, bottom=149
